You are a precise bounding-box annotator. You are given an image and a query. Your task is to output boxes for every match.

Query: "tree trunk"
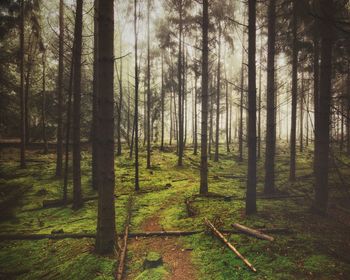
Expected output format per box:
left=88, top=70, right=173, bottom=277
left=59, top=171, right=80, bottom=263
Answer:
left=289, top=0, right=298, bottom=182
left=134, top=0, right=140, bottom=191
left=299, top=66, right=304, bottom=152
left=19, top=0, right=26, bottom=168
left=238, top=20, right=245, bottom=162
left=95, top=0, right=116, bottom=254
left=117, top=28, right=123, bottom=156
left=246, top=0, right=257, bottom=215
left=72, top=0, right=83, bottom=210
left=257, top=31, right=262, bottom=160
left=225, top=80, right=230, bottom=153
left=200, top=0, right=209, bottom=195
left=160, top=53, right=165, bottom=151
left=177, top=2, right=183, bottom=166
left=313, top=31, right=320, bottom=174
left=41, top=51, right=48, bottom=154
left=214, top=25, right=221, bottom=162
left=146, top=0, right=151, bottom=168
left=92, top=0, right=99, bottom=191
left=264, top=0, right=276, bottom=194
left=56, top=0, right=64, bottom=177
left=314, top=0, right=333, bottom=214
left=194, top=75, right=198, bottom=155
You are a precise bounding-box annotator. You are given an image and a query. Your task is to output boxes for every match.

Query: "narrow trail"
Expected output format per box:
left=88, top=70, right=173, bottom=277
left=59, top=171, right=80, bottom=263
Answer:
left=126, top=195, right=198, bottom=280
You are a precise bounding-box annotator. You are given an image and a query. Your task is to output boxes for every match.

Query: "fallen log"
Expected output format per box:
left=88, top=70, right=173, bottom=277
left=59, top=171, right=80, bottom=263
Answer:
left=231, top=223, right=274, bottom=241
left=116, top=196, right=133, bottom=280
left=0, top=228, right=291, bottom=241
left=204, top=218, right=257, bottom=272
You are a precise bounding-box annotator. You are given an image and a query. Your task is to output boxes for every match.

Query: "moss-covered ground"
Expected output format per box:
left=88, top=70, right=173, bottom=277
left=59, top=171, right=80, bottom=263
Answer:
left=0, top=143, right=350, bottom=279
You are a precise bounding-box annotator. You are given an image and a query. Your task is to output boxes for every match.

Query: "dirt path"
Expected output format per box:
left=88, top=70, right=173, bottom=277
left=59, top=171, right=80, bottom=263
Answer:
left=126, top=215, right=198, bottom=280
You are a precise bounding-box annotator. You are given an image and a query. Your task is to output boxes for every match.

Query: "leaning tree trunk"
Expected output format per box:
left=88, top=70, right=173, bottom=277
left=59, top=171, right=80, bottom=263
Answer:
left=214, top=25, right=222, bottom=162
left=95, top=0, right=116, bottom=254
left=134, top=0, right=140, bottom=191
left=56, top=0, right=64, bottom=177
left=264, top=0, right=276, bottom=194
left=314, top=0, right=333, bottom=215
left=289, top=0, right=298, bottom=182
left=246, top=0, right=257, bottom=215
left=200, top=0, right=209, bottom=195
left=72, top=0, right=83, bottom=210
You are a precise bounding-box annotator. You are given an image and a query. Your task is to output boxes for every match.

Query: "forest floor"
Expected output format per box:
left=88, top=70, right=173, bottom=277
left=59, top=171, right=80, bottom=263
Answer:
left=0, top=143, right=350, bottom=279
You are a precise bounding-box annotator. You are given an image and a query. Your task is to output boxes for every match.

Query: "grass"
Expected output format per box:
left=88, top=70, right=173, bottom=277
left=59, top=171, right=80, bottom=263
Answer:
left=0, top=143, right=350, bottom=279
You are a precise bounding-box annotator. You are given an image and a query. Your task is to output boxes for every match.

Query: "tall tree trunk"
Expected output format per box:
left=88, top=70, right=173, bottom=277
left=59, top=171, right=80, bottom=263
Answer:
left=314, top=0, right=333, bottom=215
left=246, top=0, right=257, bottom=215
left=177, top=2, right=183, bottom=166
left=238, top=17, right=245, bottom=162
left=117, top=28, right=123, bottom=156
left=194, top=75, right=198, bottom=155
left=257, top=29, right=263, bottom=160
left=72, top=0, right=83, bottom=210
left=170, top=89, right=173, bottom=145
left=146, top=0, right=151, bottom=168
left=306, top=79, right=309, bottom=147
left=347, top=63, right=350, bottom=155
left=200, top=0, right=209, bottom=195
left=299, top=66, right=304, bottom=152
left=41, top=51, right=48, bottom=154
left=289, top=0, right=298, bottom=182
left=264, top=0, right=276, bottom=194
left=95, top=0, right=116, bottom=254
left=63, top=46, right=75, bottom=204
left=134, top=0, right=140, bottom=191
left=92, top=0, right=99, bottom=191
left=225, top=80, right=230, bottom=153
left=214, top=25, right=221, bottom=162
left=20, top=0, right=26, bottom=168
left=340, top=98, right=344, bottom=151
left=313, top=30, right=320, bottom=174
left=209, top=81, right=214, bottom=160
left=127, top=73, right=131, bottom=147
left=160, top=53, right=165, bottom=151
left=56, top=0, right=64, bottom=177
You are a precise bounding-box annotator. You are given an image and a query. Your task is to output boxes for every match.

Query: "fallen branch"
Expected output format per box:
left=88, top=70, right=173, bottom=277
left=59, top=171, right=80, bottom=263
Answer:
left=204, top=218, right=257, bottom=272
left=116, top=196, right=133, bottom=280
left=231, top=223, right=274, bottom=241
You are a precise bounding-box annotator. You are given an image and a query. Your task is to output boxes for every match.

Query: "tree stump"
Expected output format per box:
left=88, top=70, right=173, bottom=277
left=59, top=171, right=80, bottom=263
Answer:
left=143, top=252, right=163, bottom=269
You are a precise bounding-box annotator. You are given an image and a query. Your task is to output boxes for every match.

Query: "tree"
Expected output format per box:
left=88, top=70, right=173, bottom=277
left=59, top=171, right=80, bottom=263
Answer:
left=92, top=0, right=99, bottom=191
left=19, top=0, right=26, bottom=168
left=246, top=0, right=257, bottom=215
left=95, top=0, right=116, bottom=254
left=264, top=0, right=276, bottom=194
left=56, top=0, right=64, bottom=177
left=289, top=0, right=298, bottom=182
left=134, top=0, right=140, bottom=191
left=146, top=0, right=152, bottom=168
left=41, top=48, right=48, bottom=154
left=72, top=0, right=83, bottom=210
left=313, top=0, right=334, bottom=215
left=200, top=0, right=209, bottom=195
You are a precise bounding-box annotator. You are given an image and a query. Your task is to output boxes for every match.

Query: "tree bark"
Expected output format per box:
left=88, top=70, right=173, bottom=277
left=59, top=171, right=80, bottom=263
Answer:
left=19, top=0, right=26, bottom=168
left=134, top=0, right=140, bottom=191
left=56, top=0, right=64, bottom=177
left=95, top=0, right=116, bottom=254
left=246, top=0, right=257, bottom=215
left=314, top=0, right=334, bottom=215
left=160, top=53, right=165, bottom=151
left=146, top=0, right=151, bottom=168
left=289, top=0, right=298, bottom=182
left=264, top=0, right=276, bottom=194
left=214, top=25, right=222, bottom=162
left=72, top=0, right=83, bottom=210
left=313, top=30, right=320, bottom=174
left=200, top=0, right=209, bottom=195
left=117, top=27, right=123, bottom=156
left=225, top=80, right=230, bottom=153
left=41, top=51, right=48, bottom=154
